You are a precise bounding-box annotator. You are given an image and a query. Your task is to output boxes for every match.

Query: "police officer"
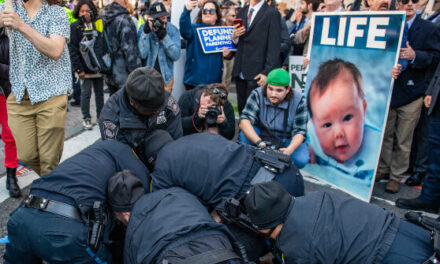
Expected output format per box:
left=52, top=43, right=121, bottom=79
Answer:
left=4, top=140, right=150, bottom=264
left=99, top=66, right=182, bottom=163
left=244, top=181, right=434, bottom=264
left=107, top=171, right=245, bottom=264
left=145, top=130, right=304, bottom=209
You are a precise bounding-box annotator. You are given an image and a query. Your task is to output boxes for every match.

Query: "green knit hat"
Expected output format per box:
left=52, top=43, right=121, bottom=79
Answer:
left=267, top=68, right=290, bottom=87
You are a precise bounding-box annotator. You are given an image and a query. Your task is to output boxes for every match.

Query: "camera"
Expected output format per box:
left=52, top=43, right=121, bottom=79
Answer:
left=205, top=105, right=222, bottom=126
left=152, top=18, right=165, bottom=30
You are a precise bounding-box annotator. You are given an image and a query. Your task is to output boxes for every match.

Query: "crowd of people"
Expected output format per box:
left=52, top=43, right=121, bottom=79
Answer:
left=0, top=0, right=440, bottom=262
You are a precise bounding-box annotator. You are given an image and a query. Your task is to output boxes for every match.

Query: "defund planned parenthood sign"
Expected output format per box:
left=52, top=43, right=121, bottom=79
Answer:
left=196, top=26, right=237, bottom=54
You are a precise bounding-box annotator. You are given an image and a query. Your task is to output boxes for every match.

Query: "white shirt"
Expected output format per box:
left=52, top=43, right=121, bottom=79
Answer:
left=247, top=0, right=264, bottom=27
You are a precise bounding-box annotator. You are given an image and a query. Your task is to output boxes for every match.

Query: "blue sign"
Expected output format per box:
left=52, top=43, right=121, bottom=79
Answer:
left=196, top=26, right=237, bottom=54
left=303, top=12, right=406, bottom=202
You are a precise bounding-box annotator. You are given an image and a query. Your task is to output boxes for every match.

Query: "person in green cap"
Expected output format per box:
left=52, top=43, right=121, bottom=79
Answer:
left=238, top=68, right=310, bottom=168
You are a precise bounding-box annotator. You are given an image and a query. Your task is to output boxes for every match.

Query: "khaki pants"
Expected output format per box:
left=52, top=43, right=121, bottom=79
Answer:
left=7, top=93, right=67, bottom=176
left=378, top=97, right=423, bottom=181
left=222, top=57, right=235, bottom=90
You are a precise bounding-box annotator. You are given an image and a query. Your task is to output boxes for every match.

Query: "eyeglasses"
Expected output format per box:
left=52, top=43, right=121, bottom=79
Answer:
left=400, top=0, right=418, bottom=4
left=213, top=87, right=227, bottom=100
left=202, top=8, right=216, bottom=15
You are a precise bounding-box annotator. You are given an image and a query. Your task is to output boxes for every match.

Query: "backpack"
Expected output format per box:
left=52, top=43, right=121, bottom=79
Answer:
left=79, top=18, right=111, bottom=74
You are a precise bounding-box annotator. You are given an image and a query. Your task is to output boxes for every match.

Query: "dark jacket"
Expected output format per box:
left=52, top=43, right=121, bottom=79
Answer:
left=124, top=187, right=236, bottom=264
left=68, top=20, right=99, bottom=74
left=151, top=133, right=256, bottom=209
left=178, top=86, right=236, bottom=139
left=277, top=191, right=400, bottom=264
left=391, top=16, right=440, bottom=108
left=30, top=140, right=150, bottom=216
left=101, top=2, right=141, bottom=89
left=179, top=7, right=223, bottom=86
left=99, top=87, right=183, bottom=163
left=232, top=3, right=281, bottom=79
left=0, top=28, right=10, bottom=97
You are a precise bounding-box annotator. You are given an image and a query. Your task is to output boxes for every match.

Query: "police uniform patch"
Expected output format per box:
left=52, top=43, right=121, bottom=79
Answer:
left=103, top=121, right=118, bottom=139
left=167, top=96, right=180, bottom=115
left=156, top=111, right=167, bottom=124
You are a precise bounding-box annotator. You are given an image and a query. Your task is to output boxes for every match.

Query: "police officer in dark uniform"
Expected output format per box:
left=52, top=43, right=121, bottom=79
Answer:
left=145, top=130, right=304, bottom=209
left=243, top=181, right=434, bottom=264
left=99, top=66, right=182, bottom=163
left=3, top=140, right=150, bottom=264
left=107, top=171, right=245, bottom=264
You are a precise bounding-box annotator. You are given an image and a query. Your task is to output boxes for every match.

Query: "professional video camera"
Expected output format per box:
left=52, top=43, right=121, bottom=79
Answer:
left=217, top=198, right=283, bottom=264
left=254, top=144, right=292, bottom=174
left=205, top=105, right=222, bottom=127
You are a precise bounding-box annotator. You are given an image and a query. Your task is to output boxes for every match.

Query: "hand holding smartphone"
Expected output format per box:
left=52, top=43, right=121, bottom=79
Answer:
left=234, top=18, right=243, bottom=28
left=185, top=0, right=198, bottom=10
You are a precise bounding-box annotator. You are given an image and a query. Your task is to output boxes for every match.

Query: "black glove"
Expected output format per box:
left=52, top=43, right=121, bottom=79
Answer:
left=143, top=23, right=151, bottom=34
left=156, top=26, right=167, bottom=40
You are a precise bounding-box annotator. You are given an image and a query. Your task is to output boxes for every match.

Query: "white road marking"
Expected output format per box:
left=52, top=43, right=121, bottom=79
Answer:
left=0, top=126, right=101, bottom=203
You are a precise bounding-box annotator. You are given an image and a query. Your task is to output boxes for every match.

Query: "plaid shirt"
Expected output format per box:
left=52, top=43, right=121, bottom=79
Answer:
left=239, top=89, right=308, bottom=137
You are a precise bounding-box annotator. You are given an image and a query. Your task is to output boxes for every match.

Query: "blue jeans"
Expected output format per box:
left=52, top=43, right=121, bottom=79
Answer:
left=420, top=103, right=440, bottom=205
left=4, top=207, right=113, bottom=264
left=382, top=219, right=433, bottom=264
left=238, top=126, right=310, bottom=168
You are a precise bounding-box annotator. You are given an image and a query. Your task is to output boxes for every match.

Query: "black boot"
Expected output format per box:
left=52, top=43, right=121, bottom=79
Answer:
left=6, top=168, right=21, bottom=198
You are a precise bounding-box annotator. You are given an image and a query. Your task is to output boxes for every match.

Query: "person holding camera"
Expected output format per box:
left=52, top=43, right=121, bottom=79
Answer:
left=239, top=68, right=310, bottom=168
left=69, top=0, right=104, bottom=130
left=138, top=2, right=180, bottom=93
left=178, top=83, right=235, bottom=140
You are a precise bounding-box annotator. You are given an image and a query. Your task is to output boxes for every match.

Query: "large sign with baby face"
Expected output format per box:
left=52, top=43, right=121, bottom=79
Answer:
left=303, top=12, right=405, bottom=202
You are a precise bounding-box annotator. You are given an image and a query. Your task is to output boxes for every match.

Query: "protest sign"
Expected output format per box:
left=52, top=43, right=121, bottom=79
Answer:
left=289, top=56, right=307, bottom=94
left=196, top=26, right=236, bottom=54
left=302, top=12, right=405, bottom=202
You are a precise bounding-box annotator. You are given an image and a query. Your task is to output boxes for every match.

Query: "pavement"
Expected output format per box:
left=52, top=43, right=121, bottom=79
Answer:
left=0, top=88, right=436, bottom=262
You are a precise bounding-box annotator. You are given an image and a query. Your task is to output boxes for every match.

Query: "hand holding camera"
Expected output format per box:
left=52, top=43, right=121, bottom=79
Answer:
left=145, top=17, right=167, bottom=39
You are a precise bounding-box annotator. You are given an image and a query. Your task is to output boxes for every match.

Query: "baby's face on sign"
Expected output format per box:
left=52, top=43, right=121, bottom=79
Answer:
left=310, top=70, right=367, bottom=163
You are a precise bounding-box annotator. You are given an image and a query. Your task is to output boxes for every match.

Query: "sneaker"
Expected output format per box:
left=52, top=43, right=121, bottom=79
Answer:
left=83, top=119, right=93, bottom=130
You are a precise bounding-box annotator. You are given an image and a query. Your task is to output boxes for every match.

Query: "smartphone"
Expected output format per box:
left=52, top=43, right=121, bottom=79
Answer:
left=234, top=18, right=243, bottom=28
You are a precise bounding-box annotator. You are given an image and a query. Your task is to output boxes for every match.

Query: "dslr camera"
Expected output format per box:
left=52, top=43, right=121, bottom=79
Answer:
left=152, top=18, right=165, bottom=30
left=205, top=105, right=222, bottom=126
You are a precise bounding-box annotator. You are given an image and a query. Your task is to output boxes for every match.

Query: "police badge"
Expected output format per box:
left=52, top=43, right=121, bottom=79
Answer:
left=156, top=111, right=167, bottom=124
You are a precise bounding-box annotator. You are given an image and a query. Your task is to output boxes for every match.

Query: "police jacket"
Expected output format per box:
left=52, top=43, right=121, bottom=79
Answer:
left=151, top=133, right=256, bottom=209
left=178, top=86, right=236, bottom=140
left=124, top=187, right=236, bottom=264
left=99, top=87, right=183, bottom=163
left=30, top=140, right=150, bottom=216
left=277, top=191, right=400, bottom=264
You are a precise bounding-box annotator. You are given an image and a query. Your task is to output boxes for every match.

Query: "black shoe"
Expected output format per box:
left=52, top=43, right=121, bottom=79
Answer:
left=6, top=168, right=21, bottom=198
left=396, top=197, right=439, bottom=213
left=406, top=172, right=425, bottom=186
left=70, top=101, right=81, bottom=107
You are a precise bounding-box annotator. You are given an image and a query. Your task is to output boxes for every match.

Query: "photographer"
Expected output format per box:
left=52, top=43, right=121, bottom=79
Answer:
left=239, top=68, right=310, bottom=168
left=178, top=83, right=235, bottom=140
left=138, top=1, right=180, bottom=93
left=69, top=0, right=104, bottom=130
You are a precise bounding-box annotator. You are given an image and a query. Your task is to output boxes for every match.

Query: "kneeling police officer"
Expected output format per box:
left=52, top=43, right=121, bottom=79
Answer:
left=242, top=181, right=434, bottom=264
left=107, top=171, right=246, bottom=264
left=4, top=141, right=150, bottom=264
left=144, top=131, right=305, bottom=210
left=99, top=66, right=182, bottom=164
